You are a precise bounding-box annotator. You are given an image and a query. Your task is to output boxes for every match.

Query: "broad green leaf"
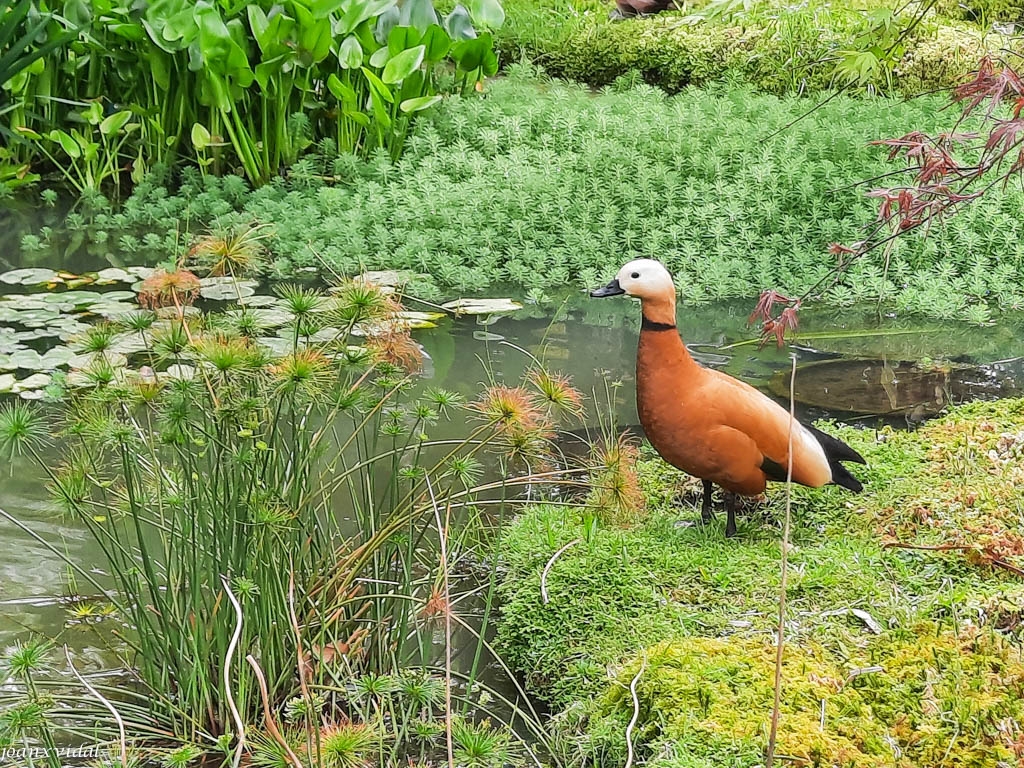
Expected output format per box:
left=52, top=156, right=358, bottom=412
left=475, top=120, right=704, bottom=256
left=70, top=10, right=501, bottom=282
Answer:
left=100, top=110, right=132, bottom=136
left=191, top=122, right=212, bottom=150
left=388, top=25, right=421, bottom=55
left=338, top=35, right=363, bottom=68
left=247, top=4, right=270, bottom=48
left=369, top=46, right=390, bottom=68
left=49, top=130, right=81, bottom=158
left=194, top=0, right=254, bottom=83
left=327, top=73, right=358, bottom=107
left=421, top=24, right=451, bottom=62
left=15, top=126, right=42, bottom=140
left=343, top=109, right=372, bottom=128
left=400, top=94, right=441, bottom=113
left=83, top=101, right=104, bottom=125
left=293, top=3, right=333, bottom=64
left=468, top=0, right=504, bottom=28
left=382, top=44, right=424, bottom=84
left=337, top=0, right=398, bottom=35
left=361, top=67, right=394, bottom=102
left=310, top=0, right=345, bottom=18
left=444, top=5, right=476, bottom=41
left=400, top=0, right=438, bottom=32
left=367, top=88, right=392, bottom=129
left=374, top=5, right=400, bottom=44
left=149, top=49, right=172, bottom=90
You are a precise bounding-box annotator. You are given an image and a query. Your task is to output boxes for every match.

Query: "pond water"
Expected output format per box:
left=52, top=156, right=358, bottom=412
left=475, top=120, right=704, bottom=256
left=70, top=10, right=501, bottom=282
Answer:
left=2, top=206, right=1024, bottom=710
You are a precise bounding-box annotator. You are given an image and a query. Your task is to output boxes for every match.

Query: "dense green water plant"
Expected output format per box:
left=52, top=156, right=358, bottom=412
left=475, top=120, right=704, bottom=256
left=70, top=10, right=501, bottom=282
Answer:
left=0, top=265, right=584, bottom=760
left=4, top=0, right=504, bottom=190
left=58, top=70, right=1024, bottom=320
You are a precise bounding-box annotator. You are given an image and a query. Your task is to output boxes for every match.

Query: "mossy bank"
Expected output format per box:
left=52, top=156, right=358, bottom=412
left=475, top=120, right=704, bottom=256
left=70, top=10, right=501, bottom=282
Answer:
left=496, top=398, right=1024, bottom=767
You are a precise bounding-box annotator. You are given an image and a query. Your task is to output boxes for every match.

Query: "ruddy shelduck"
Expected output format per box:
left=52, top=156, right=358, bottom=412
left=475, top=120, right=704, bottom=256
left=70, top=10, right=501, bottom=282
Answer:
left=591, top=259, right=865, bottom=536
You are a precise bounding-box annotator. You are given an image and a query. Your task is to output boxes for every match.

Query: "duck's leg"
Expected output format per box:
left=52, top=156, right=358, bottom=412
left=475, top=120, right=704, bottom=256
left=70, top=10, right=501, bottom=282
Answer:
left=724, top=492, right=737, bottom=538
left=701, top=479, right=714, bottom=524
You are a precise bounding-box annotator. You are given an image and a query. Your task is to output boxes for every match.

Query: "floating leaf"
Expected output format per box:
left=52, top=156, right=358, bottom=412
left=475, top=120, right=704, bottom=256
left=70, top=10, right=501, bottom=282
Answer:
left=94, top=268, right=136, bottom=285
left=199, top=276, right=259, bottom=300
left=163, top=364, right=197, bottom=381
left=0, top=374, right=15, bottom=393
left=441, top=298, right=522, bottom=315
left=69, top=351, right=129, bottom=370
left=0, top=268, right=60, bottom=285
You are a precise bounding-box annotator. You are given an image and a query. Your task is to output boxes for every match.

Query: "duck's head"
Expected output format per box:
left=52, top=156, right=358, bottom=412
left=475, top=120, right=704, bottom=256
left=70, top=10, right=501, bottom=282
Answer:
left=590, top=259, right=675, bottom=302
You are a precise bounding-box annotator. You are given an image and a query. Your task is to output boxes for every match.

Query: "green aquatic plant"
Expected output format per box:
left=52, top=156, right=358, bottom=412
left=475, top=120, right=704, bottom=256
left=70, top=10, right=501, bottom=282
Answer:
left=2, top=276, right=579, bottom=763
left=4, top=0, right=505, bottom=189
left=76, top=71, right=1024, bottom=320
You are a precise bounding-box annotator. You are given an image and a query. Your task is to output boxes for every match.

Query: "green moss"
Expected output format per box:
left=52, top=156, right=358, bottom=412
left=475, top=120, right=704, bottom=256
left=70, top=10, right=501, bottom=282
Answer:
left=592, top=627, right=1024, bottom=767
left=496, top=0, right=1018, bottom=96
left=497, top=398, right=1024, bottom=765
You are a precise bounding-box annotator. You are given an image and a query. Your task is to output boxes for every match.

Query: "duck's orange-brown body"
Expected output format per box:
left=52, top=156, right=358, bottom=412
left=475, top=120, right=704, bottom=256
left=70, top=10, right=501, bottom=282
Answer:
left=637, top=317, right=832, bottom=496
left=592, top=258, right=864, bottom=536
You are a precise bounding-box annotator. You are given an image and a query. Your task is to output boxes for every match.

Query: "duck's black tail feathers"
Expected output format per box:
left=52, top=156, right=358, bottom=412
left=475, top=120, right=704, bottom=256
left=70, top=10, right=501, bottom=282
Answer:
left=805, top=423, right=866, bottom=493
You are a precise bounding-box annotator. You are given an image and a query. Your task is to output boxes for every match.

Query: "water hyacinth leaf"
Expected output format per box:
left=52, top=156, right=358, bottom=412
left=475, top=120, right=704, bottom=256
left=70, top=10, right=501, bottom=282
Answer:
left=100, top=110, right=133, bottom=136
left=362, top=67, right=394, bottom=102
left=369, top=45, right=390, bottom=68
left=49, top=129, right=81, bottom=158
left=382, top=44, right=424, bottom=83
left=468, top=0, right=504, bottom=27
left=337, top=0, right=397, bottom=34
left=400, top=94, right=442, bottom=113
left=0, top=268, right=60, bottom=285
left=400, top=0, right=438, bottom=31
left=191, top=122, right=212, bottom=150
left=328, top=73, right=356, bottom=106
left=388, top=24, right=421, bottom=55
left=338, top=35, right=363, bottom=68
left=444, top=5, right=475, bottom=40
left=421, top=24, right=451, bottom=62
left=375, top=4, right=400, bottom=43
left=199, top=277, right=259, bottom=300
left=441, top=298, right=522, bottom=315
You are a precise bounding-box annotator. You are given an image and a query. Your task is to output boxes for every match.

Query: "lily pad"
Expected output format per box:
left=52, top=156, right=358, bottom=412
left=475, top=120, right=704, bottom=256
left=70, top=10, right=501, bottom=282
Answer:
left=224, top=307, right=293, bottom=329
left=163, top=364, right=197, bottom=381
left=255, top=337, right=294, bottom=357
left=90, top=303, right=141, bottom=319
left=93, top=268, right=135, bottom=285
left=155, top=305, right=201, bottom=320
left=441, top=298, right=522, bottom=315
left=68, top=351, right=129, bottom=370
left=199, top=277, right=259, bottom=301
left=13, top=373, right=52, bottom=393
left=0, top=374, right=15, bottom=393
left=238, top=294, right=281, bottom=308
left=0, top=268, right=60, bottom=285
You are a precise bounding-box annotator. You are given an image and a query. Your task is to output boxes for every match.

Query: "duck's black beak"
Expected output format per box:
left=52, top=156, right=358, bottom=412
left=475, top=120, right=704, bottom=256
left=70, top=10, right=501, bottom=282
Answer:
left=590, top=278, right=625, bottom=298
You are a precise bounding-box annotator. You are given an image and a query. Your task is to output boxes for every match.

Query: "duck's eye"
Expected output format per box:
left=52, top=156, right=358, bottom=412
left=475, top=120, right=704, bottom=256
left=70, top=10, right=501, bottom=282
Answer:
left=630, top=272, right=640, bottom=279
